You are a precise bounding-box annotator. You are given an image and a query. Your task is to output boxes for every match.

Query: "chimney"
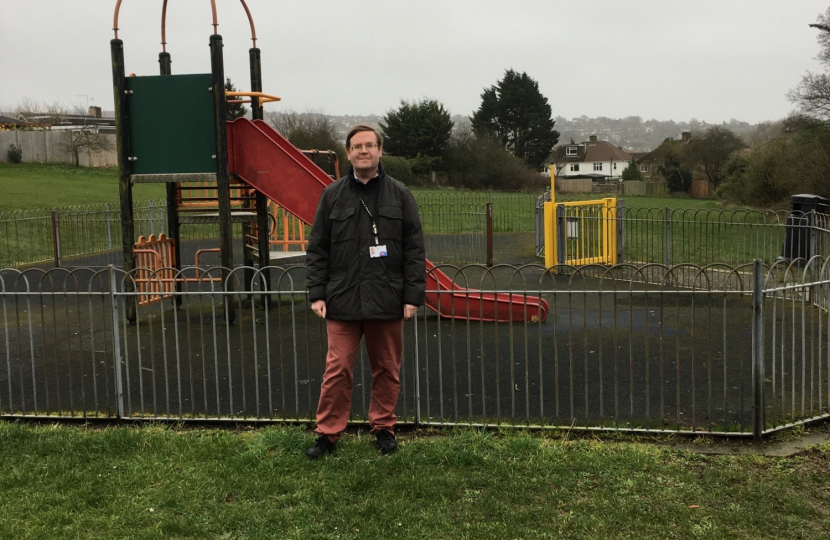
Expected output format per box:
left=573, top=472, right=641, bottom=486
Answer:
left=681, top=131, right=691, bottom=144
left=589, top=134, right=598, bottom=143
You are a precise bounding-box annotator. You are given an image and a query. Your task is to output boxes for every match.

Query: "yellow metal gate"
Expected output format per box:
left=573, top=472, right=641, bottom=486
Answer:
left=544, top=170, right=618, bottom=268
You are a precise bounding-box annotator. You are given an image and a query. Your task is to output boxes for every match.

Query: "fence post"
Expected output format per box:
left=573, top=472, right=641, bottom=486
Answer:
left=106, top=202, right=113, bottom=251
left=51, top=208, right=61, bottom=268
left=752, top=259, right=766, bottom=440
left=810, top=209, right=818, bottom=261
left=148, top=200, right=155, bottom=236
left=556, top=204, right=567, bottom=265
left=485, top=202, right=494, bottom=267
left=664, top=207, right=671, bottom=268
left=535, top=193, right=551, bottom=258
left=617, top=199, right=625, bottom=264
left=413, top=315, right=421, bottom=427
left=109, top=266, right=126, bottom=418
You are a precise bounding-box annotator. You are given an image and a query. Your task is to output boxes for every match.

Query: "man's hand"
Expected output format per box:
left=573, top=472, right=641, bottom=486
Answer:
left=403, top=304, right=418, bottom=320
left=311, top=299, right=327, bottom=319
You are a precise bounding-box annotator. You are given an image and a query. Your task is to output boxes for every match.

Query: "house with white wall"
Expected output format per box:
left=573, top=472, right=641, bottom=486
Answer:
left=548, top=134, right=632, bottom=182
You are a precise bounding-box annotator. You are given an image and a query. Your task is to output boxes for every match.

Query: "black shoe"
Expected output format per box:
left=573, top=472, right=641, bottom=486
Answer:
left=305, top=435, right=336, bottom=459
left=375, top=429, right=398, bottom=455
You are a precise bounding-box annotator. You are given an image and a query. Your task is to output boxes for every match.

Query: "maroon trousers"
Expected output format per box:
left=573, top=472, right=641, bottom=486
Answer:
left=314, top=318, right=404, bottom=442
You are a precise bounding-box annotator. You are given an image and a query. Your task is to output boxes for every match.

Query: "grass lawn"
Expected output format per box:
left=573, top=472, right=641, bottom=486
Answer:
left=1, top=163, right=726, bottom=214
left=0, top=163, right=163, bottom=211
left=0, top=422, right=828, bottom=539
left=553, top=192, right=725, bottom=210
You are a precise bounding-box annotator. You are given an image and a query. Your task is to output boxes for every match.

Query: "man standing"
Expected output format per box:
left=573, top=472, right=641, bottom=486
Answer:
left=305, top=125, right=425, bottom=458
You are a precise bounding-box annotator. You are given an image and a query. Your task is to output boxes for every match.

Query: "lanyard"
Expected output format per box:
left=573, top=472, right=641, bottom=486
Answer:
left=359, top=198, right=380, bottom=245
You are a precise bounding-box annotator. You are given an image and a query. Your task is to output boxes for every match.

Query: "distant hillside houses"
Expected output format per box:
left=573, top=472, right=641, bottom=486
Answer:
left=554, top=115, right=754, bottom=153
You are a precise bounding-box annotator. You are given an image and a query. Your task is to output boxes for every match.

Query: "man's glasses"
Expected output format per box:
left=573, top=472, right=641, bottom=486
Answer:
left=349, top=143, right=380, bottom=152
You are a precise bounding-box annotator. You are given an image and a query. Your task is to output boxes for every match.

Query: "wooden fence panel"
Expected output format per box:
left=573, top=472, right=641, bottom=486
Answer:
left=555, top=178, right=593, bottom=193
left=622, top=181, right=646, bottom=196
left=647, top=183, right=667, bottom=197
left=688, top=179, right=712, bottom=199
left=592, top=183, right=619, bottom=194
left=0, top=131, right=16, bottom=161
left=49, top=131, right=76, bottom=164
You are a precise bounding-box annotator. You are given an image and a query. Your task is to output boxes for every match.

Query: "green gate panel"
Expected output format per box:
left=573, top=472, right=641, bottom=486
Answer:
left=126, top=74, right=216, bottom=175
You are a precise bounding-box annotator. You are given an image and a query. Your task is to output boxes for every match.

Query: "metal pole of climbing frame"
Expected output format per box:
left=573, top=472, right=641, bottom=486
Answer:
left=159, top=50, right=183, bottom=306
left=250, top=46, right=272, bottom=301
left=111, top=37, right=136, bottom=323
left=210, top=34, right=235, bottom=322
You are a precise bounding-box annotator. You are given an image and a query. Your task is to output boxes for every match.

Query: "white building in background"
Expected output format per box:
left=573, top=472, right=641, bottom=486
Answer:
left=548, top=134, right=632, bottom=182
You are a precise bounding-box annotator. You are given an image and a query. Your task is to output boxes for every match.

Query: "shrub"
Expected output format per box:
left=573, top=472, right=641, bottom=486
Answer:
left=444, top=129, right=544, bottom=191
left=7, top=143, right=22, bottom=164
left=380, top=155, right=414, bottom=185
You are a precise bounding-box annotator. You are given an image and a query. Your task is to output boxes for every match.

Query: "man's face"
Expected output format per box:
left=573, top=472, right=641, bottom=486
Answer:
left=347, top=131, right=382, bottom=175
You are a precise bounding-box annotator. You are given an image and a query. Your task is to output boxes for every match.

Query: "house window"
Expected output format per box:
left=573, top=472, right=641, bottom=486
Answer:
left=640, top=164, right=649, bottom=172
left=593, top=162, right=602, bottom=171
left=566, top=147, right=578, bottom=156
left=570, top=164, right=579, bottom=172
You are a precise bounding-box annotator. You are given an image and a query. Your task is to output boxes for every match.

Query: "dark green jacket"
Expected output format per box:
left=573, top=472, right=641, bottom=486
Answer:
left=306, top=165, right=426, bottom=320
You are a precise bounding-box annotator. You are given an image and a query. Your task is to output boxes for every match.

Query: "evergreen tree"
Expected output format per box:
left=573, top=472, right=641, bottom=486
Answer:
left=471, top=69, right=559, bottom=170
left=225, top=78, right=247, bottom=121
left=657, top=149, right=693, bottom=193
left=380, top=99, right=453, bottom=163
left=621, top=158, right=643, bottom=181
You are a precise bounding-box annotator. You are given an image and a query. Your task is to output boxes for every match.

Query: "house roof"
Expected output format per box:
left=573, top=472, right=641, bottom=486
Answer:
left=583, top=141, right=631, bottom=163
left=551, top=139, right=631, bottom=164
left=0, top=115, right=27, bottom=125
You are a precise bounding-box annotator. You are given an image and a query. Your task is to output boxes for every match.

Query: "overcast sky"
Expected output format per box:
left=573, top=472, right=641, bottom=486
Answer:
left=2, top=0, right=828, bottom=124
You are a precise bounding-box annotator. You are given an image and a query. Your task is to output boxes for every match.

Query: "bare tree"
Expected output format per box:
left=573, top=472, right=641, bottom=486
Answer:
left=266, top=109, right=345, bottom=171
left=267, top=109, right=338, bottom=146
left=745, top=120, right=785, bottom=147
left=60, top=129, right=114, bottom=167
left=12, top=98, right=68, bottom=124
left=789, top=8, right=830, bottom=122
left=685, top=126, right=746, bottom=186
left=788, top=72, right=830, bottom=122
left=55, top=104, right=114, bottom=167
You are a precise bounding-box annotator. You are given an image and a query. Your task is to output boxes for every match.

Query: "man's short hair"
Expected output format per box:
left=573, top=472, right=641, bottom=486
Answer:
left=346, top=125, right=383, bottom=149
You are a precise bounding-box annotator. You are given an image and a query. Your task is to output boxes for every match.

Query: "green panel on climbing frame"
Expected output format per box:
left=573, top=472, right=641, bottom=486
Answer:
left=126, top=73, right=216, bottom=175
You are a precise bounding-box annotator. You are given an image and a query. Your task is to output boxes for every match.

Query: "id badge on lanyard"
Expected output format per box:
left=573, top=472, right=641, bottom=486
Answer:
left=360, top=197, right=387, bottom=258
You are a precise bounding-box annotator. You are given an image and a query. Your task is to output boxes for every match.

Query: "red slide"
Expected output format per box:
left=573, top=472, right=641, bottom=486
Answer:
left=426, top=260, right=548, bottom=323
left=227, top=118, right=548, bottom=322
left=228, top=118, right=330, bottom=225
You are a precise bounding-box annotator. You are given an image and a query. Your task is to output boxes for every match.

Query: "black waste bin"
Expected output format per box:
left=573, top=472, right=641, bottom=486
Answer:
left=781, top=194, right=830, bottom=261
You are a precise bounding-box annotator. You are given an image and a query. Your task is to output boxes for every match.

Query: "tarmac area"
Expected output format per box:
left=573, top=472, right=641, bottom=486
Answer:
left=0, top=232, right=825, bottom=438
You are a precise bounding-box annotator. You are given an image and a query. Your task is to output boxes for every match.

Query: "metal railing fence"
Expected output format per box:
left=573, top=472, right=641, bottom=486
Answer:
left=419, top=202, right=492, bottom=265
left=535, top=202, right=830, bottom=268
left=625, top=207, right=795, bottom=268
left=2, top=261, right=828, bottom=438
left=0, top=200, right=221, bottom=268
left=2, top=197, right=507, bottom=268
left=0, top=209, right=53, bottom=268
left=413, top=190, right=537, bottom=232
